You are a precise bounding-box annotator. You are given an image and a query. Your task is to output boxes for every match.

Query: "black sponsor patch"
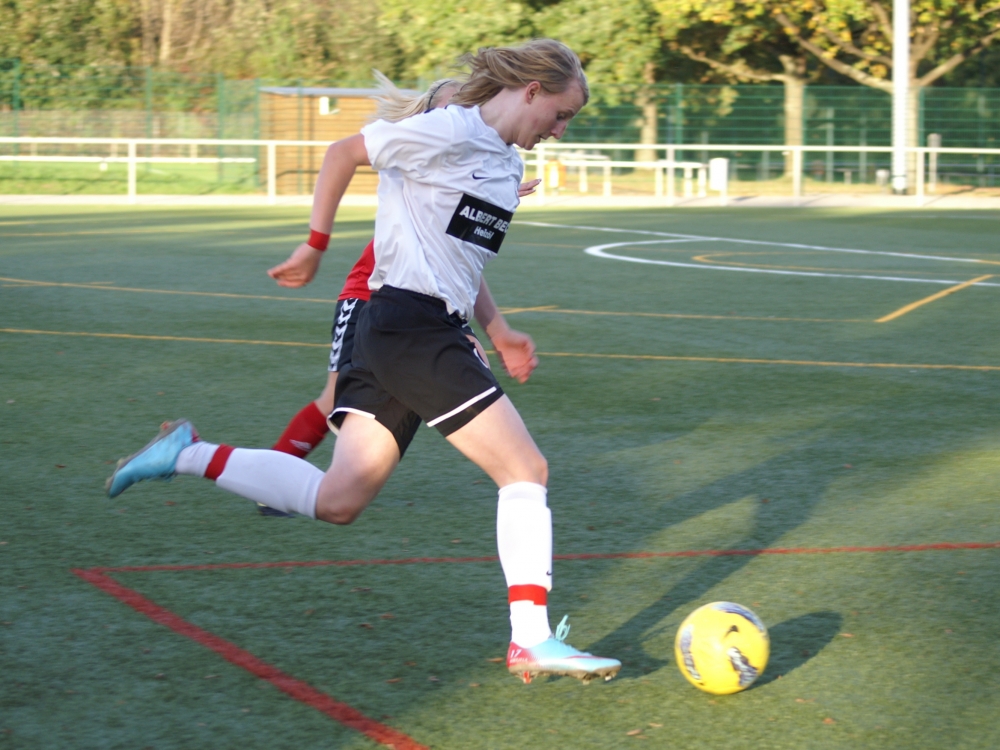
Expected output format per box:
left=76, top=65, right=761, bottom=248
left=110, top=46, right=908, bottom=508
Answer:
left=445, top=193, right=513, bottom=254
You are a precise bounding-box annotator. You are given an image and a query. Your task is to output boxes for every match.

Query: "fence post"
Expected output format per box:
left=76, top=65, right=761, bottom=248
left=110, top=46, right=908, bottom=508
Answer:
left=267, top=142, right=276, bottom=205
left=144, top=67, right=153, bottom=173
left=217, top=73, right=225, bottom=183
left=927, top=133, right=940, bottom=193
left=127, top=140, right=137, bottom=204
left=12, top=58, right=20, bottom=153
left=655, top=161, right=664, bottom=198
left=792, top=147, right=803, bottom=199
left=915, top=148, right=925, bottom=205
left=666, top=146, right=675, bottom=204
left=603, top=163, right=612, bottom=197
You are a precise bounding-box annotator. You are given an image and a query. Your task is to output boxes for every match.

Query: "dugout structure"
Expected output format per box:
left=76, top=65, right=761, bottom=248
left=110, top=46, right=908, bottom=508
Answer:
left=259, top=86, right=388, bottom=196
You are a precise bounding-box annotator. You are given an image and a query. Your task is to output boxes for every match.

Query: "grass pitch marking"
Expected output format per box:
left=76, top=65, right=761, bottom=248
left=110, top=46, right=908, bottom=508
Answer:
left=5, top=327, right=1000, bottom=371
left=72, top=541, right=998, bottom=745
left=72, top=568, right=426, bottom=750
left=518, top=221, right=1000, bottom=287
left=0, top=275, right=336, bottom=305
left=876, top=274, right=994, bottom=322
left=0, top=327, right=329, bottom=348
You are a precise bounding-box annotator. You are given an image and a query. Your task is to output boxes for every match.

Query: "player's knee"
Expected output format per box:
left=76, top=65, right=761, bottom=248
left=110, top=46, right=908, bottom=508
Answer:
left=317, top=504, right=362, bottom=525
left=528, top=451, right=548, bottom=486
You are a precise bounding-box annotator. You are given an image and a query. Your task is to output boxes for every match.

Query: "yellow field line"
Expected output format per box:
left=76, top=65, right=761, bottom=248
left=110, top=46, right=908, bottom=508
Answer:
left=2, top=276, right=864, bottom=322
left=3, top=327, right=998, bottom=371
left=691, top=253, right=950, bottom=277
left=538, top=351, right=1000, bottom=372
left=0, top=276, right=335, bottom=305
left=503, top=307, right=867, bottom=324
left=0, top=328, right=328, bottom=348
left=876, top=274, right=993, bottom=323
left=498, top=305, right=559, bottom=314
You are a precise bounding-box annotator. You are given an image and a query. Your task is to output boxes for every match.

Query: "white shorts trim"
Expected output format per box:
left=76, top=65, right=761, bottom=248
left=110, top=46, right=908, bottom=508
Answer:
left=426, top=386, right=498, bottom=428
left=332, top=406, right=377, bottom=420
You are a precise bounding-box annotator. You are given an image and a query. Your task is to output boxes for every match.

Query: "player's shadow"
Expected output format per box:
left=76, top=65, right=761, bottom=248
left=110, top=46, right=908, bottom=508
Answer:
left=750, top=610, right=842, bottom=688
left=582, top=436, right=841, bottom=677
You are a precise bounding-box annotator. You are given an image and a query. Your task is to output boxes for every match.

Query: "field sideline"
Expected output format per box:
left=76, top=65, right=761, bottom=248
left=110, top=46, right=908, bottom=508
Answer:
left=2, top=205, right=999, bottom=748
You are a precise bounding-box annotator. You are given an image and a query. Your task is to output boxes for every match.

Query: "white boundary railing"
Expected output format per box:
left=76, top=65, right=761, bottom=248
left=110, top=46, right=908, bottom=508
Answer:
left=1, top=136, right=998, bottom=205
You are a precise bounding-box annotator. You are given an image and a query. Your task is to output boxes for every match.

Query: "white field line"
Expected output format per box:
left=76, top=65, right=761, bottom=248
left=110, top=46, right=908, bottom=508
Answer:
left=518, top=220, right=1000, bottom=288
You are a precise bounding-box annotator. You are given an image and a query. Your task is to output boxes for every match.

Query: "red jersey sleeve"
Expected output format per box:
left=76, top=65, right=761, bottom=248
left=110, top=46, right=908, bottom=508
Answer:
left=338, top=240, right=375, bottom=301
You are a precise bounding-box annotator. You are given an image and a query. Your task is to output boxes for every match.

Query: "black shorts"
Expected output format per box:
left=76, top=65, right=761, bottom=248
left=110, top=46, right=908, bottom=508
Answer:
left=330, top=285, right=504, bottom=456
left=329, top=298, right=365, bottom=372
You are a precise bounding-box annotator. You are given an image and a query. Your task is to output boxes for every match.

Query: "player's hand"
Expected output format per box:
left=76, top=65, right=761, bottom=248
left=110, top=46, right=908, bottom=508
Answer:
left=491, top=328, right=538, bottom=384
left=267, top=243, right=323, bottom=288
left=517, top=179, right=541, bottom=198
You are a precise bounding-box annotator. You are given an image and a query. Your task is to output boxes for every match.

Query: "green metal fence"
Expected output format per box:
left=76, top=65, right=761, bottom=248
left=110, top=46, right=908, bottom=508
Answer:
left=1, top=59, right=997, bottom=189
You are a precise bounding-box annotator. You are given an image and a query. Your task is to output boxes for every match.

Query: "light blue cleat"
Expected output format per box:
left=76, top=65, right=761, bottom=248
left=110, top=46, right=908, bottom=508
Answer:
left=506, top=615, right=621, bottom=684
left=106, top=419, right=197, bottom=498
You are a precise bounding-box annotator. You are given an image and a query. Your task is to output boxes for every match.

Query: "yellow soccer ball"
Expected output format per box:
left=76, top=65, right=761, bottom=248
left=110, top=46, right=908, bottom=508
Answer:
left=674, top=602, right=769, bottom=694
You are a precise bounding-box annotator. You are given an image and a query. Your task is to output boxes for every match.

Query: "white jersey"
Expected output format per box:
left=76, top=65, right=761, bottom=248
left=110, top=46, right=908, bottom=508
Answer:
left=361, top=105, right=523, bottom=321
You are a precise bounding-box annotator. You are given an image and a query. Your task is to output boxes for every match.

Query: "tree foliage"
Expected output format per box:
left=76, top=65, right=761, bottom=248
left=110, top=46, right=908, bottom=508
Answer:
left=0, top=0, right=997, bottom=90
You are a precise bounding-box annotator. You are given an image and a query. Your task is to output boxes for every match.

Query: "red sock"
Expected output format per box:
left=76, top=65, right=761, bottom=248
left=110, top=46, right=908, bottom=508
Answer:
left=272, top=402, right=330, bottom=458
left=508, top=584, right=548, bottom=605
left=205, top=445, right=234, bottom=481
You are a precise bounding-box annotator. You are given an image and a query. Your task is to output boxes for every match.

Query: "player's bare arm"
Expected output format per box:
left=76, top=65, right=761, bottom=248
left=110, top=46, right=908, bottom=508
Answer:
left=267, top=134, right=371, bottom=288
left=473, top=277, right=538, bottom=384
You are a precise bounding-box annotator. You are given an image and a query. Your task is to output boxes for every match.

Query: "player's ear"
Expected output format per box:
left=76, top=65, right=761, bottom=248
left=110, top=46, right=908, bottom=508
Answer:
left=524, top=81, right=542, bottom=104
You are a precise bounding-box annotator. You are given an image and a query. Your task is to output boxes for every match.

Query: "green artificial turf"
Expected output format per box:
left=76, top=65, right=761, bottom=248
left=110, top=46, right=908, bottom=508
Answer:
left=2, top=206, right=999, bottom=748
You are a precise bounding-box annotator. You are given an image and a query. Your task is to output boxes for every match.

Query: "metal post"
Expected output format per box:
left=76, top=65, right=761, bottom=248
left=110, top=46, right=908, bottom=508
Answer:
left=267, top=142, right=276, bottom=205
left=127, top=141, right=137, bottom=203
left=217, top=73, right=225, bottom=183
left=12, top=58, right=20, bottom=155
left=675, top=84, right=684, bottom=155
left=928, top=133, right=940, bottom=193
left=915, top=148, right=925, bottom=204
left=891, top=0, right=910, bottom=193
left=667, top=146, right=676, bottom=204
left=697, top=167, right=706, bottom=198
left=655, top=161, right=664, bottom=198
left=603, top=163, right=611, bottom=197
left=253, top=78, right=261, bottom=189
left=793, top=147, right=803, bottom=198
left=144, top=67, right=153, bottom=174
left=683, top=166, right=693, bottom=198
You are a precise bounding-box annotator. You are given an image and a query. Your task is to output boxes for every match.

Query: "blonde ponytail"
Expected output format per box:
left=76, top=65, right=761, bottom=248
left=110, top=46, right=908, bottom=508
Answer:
left=370, top=70, right=464, bottom=123
left=449, top=39, right=588, bottom=108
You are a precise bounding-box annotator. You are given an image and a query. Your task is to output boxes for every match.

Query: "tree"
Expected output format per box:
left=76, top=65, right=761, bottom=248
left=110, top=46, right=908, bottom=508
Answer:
left=376, top=0, right=537, bottom=81
left=538, top=0, right=672, bottom=158
left=655, top=1, right=816, bottom=174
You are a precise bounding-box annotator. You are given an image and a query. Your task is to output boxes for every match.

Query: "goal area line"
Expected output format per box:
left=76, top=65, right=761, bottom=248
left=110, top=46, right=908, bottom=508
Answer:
left=72, top=540, right=999, bottom=748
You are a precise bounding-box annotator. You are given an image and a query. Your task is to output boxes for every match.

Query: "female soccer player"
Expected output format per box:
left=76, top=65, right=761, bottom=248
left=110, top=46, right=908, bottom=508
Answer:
left=107, top=39, right=620, bottom=684
left=263, top=75, right=540, bottom=515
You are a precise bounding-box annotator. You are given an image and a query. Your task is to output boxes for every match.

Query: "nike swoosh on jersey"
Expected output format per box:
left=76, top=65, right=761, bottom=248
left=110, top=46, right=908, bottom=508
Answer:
left=471, top=172, right=488, bottom=180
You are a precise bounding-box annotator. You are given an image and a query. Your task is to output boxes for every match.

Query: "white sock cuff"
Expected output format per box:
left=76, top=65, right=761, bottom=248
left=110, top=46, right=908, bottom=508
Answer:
left=497, top=481, right=547, bottom=507
left=175, top=441, right=218, bottom=477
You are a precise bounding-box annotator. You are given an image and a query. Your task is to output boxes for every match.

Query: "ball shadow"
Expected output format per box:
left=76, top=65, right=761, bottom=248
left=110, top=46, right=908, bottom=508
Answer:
left=751, top=610, right=843, bottom=689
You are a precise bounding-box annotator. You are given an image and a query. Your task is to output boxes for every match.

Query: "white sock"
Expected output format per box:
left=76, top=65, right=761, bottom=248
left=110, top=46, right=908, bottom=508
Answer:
left=509, top=601, right=552, bottom=648
left=176, top=442, right=218, bottom=477
left=178, top=444, right=322, bottom=519
left=497, top=482, right=553, bottom=647
left=216, top=448, right=322, bottom=519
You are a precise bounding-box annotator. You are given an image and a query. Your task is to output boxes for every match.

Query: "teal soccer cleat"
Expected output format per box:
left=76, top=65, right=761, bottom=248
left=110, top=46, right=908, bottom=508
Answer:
left=506, top=615, right=621, bottom=684
left=106, top=419, right=197, bottom=498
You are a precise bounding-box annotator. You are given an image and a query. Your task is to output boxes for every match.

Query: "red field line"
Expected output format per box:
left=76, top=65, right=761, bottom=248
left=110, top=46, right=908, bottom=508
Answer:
left=90, top=541, right=1000, bottom=574
left=72, top=567, right=427, bottom=750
